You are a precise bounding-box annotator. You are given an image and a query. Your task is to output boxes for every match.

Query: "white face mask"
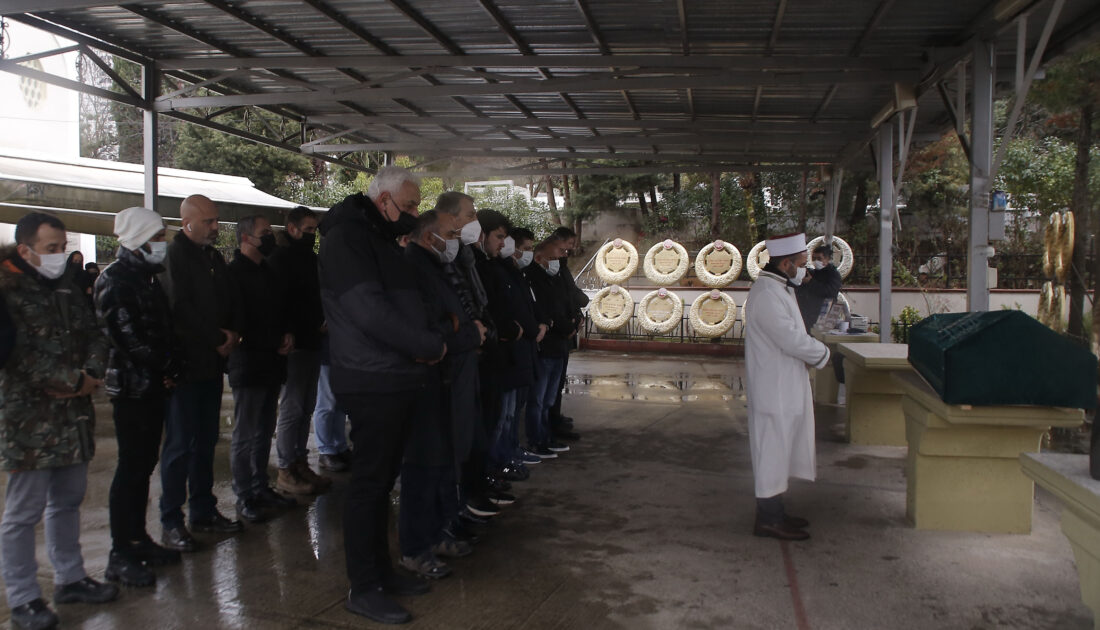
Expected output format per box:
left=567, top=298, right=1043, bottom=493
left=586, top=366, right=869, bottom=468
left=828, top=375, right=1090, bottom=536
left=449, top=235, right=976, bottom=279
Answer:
left=547, top=259, right=561, bottom=276
left=33, top=252, right=68, bottom=279
left=813, top=260, right=825, bottom=270
left=516, top=250, right=533, bottom=269
left=433, top=233, right=459, bottom=264
left=500, top=236, right=516, bottom=258
left=144, top=241, right=168, bottom=265
left=460, top=220, right=482, bottom=245
left=789, top=265, right=807, bottom=286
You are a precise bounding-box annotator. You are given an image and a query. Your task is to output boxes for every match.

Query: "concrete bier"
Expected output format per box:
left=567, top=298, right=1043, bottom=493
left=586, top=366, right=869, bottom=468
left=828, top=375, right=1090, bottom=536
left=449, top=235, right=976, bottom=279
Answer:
left=810, top=329, right=878, bottom=404
left=838, top=342, right=912, bottom=446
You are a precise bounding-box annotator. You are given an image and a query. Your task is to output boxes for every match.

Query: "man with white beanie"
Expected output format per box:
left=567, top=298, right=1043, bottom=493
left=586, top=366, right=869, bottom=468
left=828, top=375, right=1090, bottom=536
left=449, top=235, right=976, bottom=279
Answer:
left=94, top=207, right=183, bottom=587
left=743, top=232, right=830, bottom=541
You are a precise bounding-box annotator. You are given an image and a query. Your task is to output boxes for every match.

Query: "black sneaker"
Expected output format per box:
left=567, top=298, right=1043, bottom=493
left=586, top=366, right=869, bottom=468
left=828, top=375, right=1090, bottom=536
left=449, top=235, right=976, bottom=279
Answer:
left=529, top=445, right=558, bottom=459
left=9, top=598, right=58, bottom=630
left=255, top=486, right=298, bottom=509
left=487, top=489, right=516, bottom=506
left=128, top=536, right=181, bottom=567
left=499, top=463, right=530, bottom=481
left=235, top=497, right=269, bottom=524
left=442, top=522, right=481, bottom=545
left=54, top=577, right=120, bottom=605
left=486, top=476, right=512, bottom=492
left=466, top=495, right=501, bottom=517
left=161, top=525, right=199, bottom=552
left=345, top=587, right=412, bottom=625
left=189, top=511, right=243, bottom=534
left=459, top=507, right=491, bottom=525
left=546, top=441, right=570, bottom=453
left=399, top=553, right=452, bottom=580
left=105, top=550, right=155, bottom=587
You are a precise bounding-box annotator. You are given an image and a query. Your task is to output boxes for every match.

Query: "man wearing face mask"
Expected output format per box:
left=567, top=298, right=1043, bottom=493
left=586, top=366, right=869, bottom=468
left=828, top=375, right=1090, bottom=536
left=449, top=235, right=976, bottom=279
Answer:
left=94, top=207, right=183, bottom=588
left=795, top=244, right=843, bottom=334
left=523, top=236, right=577, bottom=459
left=0, top=212, right=117, bottom=630
left=319, top=166, right=446, bottom=624
left=158, top=194, right=244, bottom=552
left=268, top=206, right=330, bottom=495
left=743, top=232, right=830, bottom=541
left=433, top=192, right=501, bottom=524
left=226, top=216, right=296, bottom=524
left=548, top=227, right=587, bottom=443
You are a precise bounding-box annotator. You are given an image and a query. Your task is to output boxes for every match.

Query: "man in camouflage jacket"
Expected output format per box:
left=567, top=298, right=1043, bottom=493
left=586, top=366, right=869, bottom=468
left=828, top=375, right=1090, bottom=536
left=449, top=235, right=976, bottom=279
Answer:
left=0, top=212, right=118, bottom=630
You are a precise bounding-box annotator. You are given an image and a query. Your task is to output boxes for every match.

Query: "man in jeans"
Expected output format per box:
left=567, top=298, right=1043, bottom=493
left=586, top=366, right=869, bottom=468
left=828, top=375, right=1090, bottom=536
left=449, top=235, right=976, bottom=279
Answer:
left=319, top=166, right=445, bottom=624
left=313, top=335, right=351, bottom=472
left=158, top=195, right=244, bottom=551
left=0, top=212, right=118, bottom=630
left=269, top=206, right=330, bottom=493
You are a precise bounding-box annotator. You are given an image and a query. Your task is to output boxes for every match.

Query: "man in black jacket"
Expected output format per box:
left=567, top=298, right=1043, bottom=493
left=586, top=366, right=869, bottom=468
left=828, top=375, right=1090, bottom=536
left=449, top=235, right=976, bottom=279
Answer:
left=319, top=166, right=445, bottom=625
left=95, top=207, right=183, bottom=588
left=158, top=194, right=244, bottom=552
left=548, top=227, right=587, bottom=442
left=268, top=206, right=329, bottom=495
left=796, top=244, right=843, bottom=333
left=524, top=236, right=578, bottom=458
left=227, top=216, right=296, bottom=524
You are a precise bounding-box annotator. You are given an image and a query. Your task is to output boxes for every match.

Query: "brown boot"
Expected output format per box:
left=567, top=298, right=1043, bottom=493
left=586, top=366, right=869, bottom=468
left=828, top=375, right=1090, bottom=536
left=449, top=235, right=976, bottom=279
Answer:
left=295, top=458, right=332, bottom=493
left=276, top=467, right=313, bottom=495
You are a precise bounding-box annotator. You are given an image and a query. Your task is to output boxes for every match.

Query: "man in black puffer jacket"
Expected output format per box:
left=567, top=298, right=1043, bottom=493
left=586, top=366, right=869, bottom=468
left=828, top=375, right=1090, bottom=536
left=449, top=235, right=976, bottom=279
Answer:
left=319, top=166, right=446, bottom=625
left=95, top=207, right=183, bottom=588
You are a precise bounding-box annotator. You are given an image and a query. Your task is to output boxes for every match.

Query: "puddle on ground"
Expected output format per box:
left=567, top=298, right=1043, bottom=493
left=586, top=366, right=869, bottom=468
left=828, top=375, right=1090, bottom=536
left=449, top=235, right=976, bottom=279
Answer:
left=564, top=372, right=743, bottom=404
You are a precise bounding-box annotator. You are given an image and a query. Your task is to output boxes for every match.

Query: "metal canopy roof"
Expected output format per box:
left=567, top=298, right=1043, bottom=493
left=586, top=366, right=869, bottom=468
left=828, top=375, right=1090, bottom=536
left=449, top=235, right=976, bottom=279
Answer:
left=2, top=0, right=1098, bottom=175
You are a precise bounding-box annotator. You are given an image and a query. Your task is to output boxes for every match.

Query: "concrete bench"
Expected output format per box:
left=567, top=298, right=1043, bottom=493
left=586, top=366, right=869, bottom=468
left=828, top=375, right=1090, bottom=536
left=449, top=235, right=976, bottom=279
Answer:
left=810, top=330, right=878, bottom=404
left=893, top=370, right=1083, bottom=534
left=1019, top=453, right=1100, bottom=629
left=838, top=342, right=912, bottom=446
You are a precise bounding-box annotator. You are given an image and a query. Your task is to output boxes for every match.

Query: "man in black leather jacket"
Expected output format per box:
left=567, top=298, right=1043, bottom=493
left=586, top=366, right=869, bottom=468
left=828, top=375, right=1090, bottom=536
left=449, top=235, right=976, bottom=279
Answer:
left=94, top=207, right=183, bottom=588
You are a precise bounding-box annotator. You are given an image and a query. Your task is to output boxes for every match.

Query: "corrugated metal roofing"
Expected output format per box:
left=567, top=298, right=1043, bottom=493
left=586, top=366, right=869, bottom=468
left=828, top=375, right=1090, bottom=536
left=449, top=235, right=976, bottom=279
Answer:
left=2, top=0, right=1097, bottom=173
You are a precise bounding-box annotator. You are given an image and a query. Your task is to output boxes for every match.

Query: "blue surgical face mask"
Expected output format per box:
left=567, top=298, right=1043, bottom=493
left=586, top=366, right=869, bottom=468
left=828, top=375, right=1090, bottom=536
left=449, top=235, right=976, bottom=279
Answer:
left=516, top=250, right=533, bottom=269
left=547, top=259, right=561, bottom=276
left=432, top=233, right=459, bottom=264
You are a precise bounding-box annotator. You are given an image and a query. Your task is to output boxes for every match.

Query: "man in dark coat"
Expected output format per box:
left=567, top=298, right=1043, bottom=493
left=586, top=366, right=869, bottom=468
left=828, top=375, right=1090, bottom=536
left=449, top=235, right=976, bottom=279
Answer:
left=95, top=207, right=183, bottom=588
left=158, top=194, right=244, bottom=551
left=547, top=227, right=587, bottom=442
left=268, top=205, right=330, bottom=495
left=795, top=244, right=843, bottom=333
left=318, top=166, right=445, bottom=625
left=227, top=215, right=297, bottom=524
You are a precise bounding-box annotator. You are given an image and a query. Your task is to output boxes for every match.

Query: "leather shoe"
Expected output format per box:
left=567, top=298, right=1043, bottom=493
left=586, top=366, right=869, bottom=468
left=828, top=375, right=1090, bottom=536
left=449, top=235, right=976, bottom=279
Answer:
left=345, top=587, right=412, bottom=624
left=785, top=514, right=810, bottom=529
left=128, top=536, right=181, bottom=567
left=9, top=598, right=58, bottom=630
left=256, top=486, right=298, bottom=509
left=105, top=550, right=155, bottom=587
left=161, top=525, right=199, bottom=552
left=381, top=572, right=430, bottom=596
left=753, top=520, right=810, bottom=541
left=190, top=511, right=244, bottom=533
left=235, top=497, right=268, bottom=524
left=54, top=577, right=120, bottom=604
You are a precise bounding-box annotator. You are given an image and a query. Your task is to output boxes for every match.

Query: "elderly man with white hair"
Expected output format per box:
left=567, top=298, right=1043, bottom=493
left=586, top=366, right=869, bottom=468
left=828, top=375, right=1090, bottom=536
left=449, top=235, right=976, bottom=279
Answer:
left=743, top=232, right=830, bottom=541
left=318, top=165, right=447, bottom=624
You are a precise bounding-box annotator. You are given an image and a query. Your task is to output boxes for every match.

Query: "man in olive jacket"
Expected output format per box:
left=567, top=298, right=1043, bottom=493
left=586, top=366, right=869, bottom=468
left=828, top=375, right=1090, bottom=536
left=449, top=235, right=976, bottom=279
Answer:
left=0, top=212, right=118, bottom=630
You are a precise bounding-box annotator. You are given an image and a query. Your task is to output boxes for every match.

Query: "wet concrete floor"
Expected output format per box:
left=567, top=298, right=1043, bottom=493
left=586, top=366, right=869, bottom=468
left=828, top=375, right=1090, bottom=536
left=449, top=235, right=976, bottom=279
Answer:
left=0, top=350, right=1093, bottom=629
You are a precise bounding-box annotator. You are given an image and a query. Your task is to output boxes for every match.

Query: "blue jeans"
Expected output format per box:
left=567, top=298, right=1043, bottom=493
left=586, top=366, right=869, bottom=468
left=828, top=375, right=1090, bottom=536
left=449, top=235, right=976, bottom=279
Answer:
left=160, top=377, right=223, bottom=527
left=276, top=349, right=320, bottom=468
left=526, top=357, right=564, bottom=449
left=489, top=389, right=518, bottom=467
left=313, top=364, right=348, bottom=456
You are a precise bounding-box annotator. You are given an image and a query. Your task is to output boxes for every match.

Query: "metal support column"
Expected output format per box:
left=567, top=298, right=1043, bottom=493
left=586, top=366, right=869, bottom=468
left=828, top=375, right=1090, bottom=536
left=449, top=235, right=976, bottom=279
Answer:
left=143, top=62, right=159, bottom=211
left=968, top=39, right=994, bottom=312
left=877, top=123, right=894, bottom=343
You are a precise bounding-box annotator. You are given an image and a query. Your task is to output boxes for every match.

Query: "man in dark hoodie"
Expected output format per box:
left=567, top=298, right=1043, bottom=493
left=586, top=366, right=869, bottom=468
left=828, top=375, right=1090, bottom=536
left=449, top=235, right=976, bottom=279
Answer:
left=318, top=166, right=445, bottom=625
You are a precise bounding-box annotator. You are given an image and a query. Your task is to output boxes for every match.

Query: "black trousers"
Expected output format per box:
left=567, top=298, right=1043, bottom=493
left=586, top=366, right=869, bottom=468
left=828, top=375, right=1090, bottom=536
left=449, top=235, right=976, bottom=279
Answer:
left=549, top=351, right=570, bottom=427
left=398, top=464, right=456, bottom=558
left=337, top=390, right=417, bottom=592
left=110, top=396, right=166, bottom=550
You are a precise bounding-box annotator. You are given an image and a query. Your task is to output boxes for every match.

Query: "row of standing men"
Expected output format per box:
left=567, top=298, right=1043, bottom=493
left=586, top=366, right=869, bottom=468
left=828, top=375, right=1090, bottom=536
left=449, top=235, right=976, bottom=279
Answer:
left=0, top=164, right=586, bottom=629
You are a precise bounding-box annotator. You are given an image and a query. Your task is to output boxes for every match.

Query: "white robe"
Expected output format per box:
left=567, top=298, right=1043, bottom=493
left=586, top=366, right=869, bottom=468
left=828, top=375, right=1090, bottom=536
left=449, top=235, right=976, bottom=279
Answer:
left=744, top=270, right=831, bottom=498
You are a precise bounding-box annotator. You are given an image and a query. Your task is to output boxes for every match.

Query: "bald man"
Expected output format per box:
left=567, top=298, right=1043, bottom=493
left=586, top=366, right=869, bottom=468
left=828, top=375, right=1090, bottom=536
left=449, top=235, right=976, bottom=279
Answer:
left=157, top=195, right=245, bottom=552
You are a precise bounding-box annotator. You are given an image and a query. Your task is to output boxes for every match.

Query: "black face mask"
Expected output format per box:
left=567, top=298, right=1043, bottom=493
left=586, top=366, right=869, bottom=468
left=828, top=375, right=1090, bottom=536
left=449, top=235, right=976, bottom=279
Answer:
left=257, top=233, right=277, bottom=256
left=297, top=231, right=317, bottom=248
left=382, top=199, right=417, bottom=237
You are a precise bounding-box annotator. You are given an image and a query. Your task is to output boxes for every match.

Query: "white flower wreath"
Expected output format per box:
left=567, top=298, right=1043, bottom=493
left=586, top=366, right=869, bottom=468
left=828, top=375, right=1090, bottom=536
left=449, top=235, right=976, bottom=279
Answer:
left=746, top=241, right=769, bottom=280
left=693, top=240, right=743, bottom=288
left=689, top=290, right=738, bottom=338
left=805, top=236, right=854, bottom=280
left=588, top=284, right=634, bottom=331
left=643, top=239, right=690, bottom=285
left=594, top=238, right=639, bottom=285
left=636, top=288, right=683, bottom=335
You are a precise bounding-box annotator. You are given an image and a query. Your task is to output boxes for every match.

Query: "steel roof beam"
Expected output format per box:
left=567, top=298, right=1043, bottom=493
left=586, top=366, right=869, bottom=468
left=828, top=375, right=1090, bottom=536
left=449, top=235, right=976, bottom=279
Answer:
left=419, top=163, right=819, bottom=177
left=158, top=54, right=922, bottom=72
left=303, top=135, right=840, bottom=152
